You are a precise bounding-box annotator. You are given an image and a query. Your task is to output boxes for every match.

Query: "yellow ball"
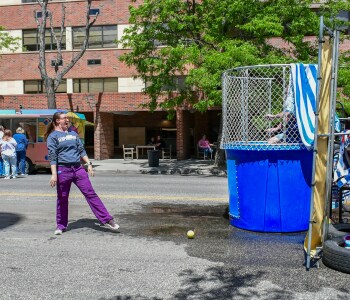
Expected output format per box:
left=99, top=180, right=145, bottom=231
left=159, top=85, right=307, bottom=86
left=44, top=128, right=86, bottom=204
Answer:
left=187, top=230, right=195, bottom=239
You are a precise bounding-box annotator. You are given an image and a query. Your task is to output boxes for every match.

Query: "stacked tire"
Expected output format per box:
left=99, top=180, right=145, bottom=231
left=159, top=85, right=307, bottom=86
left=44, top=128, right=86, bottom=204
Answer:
left=323, top=224, right=350, bottom=273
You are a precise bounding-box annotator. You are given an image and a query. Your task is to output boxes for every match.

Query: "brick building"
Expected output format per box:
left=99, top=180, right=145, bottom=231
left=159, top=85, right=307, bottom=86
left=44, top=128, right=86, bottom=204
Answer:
left=0, top=0, right=221, bottom=160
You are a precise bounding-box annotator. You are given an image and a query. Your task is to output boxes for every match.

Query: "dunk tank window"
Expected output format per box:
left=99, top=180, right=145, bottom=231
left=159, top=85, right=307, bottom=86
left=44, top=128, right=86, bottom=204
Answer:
left=38, top=118, right=51, bottom=142
left=0, top=119, right=10, bottom=131
left=13, top=119, right=37, bottom=143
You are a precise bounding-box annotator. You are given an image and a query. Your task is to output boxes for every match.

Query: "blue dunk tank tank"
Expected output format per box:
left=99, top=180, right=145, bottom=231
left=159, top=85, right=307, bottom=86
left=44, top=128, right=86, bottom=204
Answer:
left=221, top=64, right=315, bottom=232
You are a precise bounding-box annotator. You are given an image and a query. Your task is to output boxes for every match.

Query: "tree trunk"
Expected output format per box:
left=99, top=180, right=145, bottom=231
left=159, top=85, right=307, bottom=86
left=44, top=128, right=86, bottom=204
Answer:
left=214, top=148, right=226, bottom=167
left=44, top=77, right=57, bottom=109
left=214, top=113, right=226, bottom=167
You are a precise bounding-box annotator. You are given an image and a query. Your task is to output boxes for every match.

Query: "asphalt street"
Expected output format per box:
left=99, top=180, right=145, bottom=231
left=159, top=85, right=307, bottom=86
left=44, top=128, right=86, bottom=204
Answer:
left=0, top=171, right=349, bottom=300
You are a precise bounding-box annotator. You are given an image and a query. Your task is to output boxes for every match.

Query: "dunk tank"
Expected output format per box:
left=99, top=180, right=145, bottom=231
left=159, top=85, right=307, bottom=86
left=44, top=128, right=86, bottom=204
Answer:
left=221, top=64, right=313, bottom=232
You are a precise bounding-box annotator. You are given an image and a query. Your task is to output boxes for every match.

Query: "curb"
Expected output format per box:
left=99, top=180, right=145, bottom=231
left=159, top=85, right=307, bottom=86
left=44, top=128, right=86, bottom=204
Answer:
left=138, top=168, right=227, bottom=177
left=94, top=168, right=227, bottom=177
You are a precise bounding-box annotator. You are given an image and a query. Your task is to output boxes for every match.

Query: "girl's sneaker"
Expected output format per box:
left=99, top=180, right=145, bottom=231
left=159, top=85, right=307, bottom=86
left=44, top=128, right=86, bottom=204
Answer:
left=54, top=229, right=63, bottom=235
left=104, top=220, right=120, bottom=231
left=4, top=176, right=10, bottom=179
left=54, top=228, right=67, bottom=235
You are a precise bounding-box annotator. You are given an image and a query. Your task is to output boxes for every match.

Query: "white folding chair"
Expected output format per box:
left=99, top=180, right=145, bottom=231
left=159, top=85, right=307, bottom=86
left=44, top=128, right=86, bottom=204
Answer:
left=123, top=144, right=135, bottom=160
left=162, top=145, right=172, bottom=159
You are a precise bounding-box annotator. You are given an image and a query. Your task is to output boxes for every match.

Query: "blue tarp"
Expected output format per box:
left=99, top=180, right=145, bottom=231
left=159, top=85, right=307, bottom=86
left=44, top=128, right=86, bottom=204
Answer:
left=74, top=112, right=86, bottom=120
left=0, top=110, right=16, bottom=115
left=21, top=109, right=66, bottom=115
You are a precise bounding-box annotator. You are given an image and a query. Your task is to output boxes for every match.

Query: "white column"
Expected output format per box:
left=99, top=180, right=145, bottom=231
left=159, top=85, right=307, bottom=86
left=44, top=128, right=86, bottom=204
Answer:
left=66, top=27, right=72, bottom=51
left=66, top=78, right=73, bottom=93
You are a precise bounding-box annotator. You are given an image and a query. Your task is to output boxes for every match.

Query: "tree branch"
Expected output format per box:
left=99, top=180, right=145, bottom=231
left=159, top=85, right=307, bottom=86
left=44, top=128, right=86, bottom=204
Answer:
left=35, top=0, right=99, bottom=107
left=37, top=0, right=48, bottom=81
left=50, top=3, right=65, bottom=74
left=55, top=0, right=98, bottom=87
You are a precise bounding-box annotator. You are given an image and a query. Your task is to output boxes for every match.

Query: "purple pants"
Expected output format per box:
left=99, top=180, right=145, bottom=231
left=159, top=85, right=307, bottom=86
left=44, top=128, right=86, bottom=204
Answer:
left=56, top=165, right=113, bottom=230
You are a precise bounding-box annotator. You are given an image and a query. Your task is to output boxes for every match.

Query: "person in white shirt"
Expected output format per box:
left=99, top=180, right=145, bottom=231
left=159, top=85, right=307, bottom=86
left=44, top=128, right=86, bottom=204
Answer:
left=0, top=126, right=4, bottom=177
left=0, top=129, right=17, bottom=179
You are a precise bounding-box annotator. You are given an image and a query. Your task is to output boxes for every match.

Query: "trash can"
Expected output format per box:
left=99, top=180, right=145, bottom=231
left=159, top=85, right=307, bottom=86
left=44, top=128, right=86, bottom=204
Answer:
left=148, top=150, right=160, bottom=167
left=221, top=64, right=313, bottom=232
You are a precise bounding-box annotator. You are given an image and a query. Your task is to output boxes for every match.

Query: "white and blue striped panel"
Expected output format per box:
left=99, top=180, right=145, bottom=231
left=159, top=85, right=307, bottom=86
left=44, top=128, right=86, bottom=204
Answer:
left=334, top=133, right=350, bottom=188
left=291, top=63, right=318, bottom=150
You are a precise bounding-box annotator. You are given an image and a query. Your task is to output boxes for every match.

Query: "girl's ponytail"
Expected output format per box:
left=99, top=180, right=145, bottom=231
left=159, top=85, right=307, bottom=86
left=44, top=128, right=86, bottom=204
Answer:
left=43, top=122, right=54, bottom=141
left=43, top=112, right=65, bottom=141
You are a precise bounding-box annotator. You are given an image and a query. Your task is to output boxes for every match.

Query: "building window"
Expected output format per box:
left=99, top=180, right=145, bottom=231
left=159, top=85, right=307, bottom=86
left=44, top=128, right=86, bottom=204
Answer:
left=24, top=80, right=67, bottom=94
left=146, top=76, right=187, bottom=91
left=87, top=59, right=101, bottom=65
left=73, top=78, right=118, bottom=93
left=23, top=29, right=66, bottom=51
left=146, top=23, right=168, bottom=47
left=23, top=0, right=66, bottom=2
left=51, top=60, right=63, bottom=67
left=89, top=8, right=100, bottom=16
left=72, top=25, right=117, bottom=49
left=35, top=11, right=50, bottom=19
left=24, top=80, right=43, bottom=94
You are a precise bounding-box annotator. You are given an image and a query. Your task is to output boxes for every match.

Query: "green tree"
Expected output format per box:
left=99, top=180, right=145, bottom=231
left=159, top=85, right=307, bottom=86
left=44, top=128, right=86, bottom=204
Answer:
left=120, top=0, right=320, bottom=115
left=0, top=27, right=20, bottom=52
left=322, top=1, right=350, bottom=117
left=120, top=0, right=350, bottom=164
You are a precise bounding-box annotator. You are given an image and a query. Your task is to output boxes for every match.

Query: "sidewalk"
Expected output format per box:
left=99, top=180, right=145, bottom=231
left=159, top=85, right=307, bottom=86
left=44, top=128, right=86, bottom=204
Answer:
left=90, top=158, right=227, bottom=177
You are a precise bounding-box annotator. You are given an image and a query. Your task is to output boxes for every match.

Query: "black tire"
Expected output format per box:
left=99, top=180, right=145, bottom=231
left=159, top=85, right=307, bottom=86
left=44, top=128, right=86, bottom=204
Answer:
left=25, top=158, right=35, bottom=174
left=328, top=223, right=350, bottom=239
left=323, top=237, right=350, bottom=274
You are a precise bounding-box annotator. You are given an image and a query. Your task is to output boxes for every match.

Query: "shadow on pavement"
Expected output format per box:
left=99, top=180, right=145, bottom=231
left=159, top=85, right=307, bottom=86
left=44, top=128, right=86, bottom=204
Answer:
left=97, top=266, right=291, bottom=299
left=67, top=218, right=120, bottom=234
left=0, top=212, right=22, bottom=230
left=99, top=296, right=161, bottom=300
left=173, top=266, right=292, bottom=299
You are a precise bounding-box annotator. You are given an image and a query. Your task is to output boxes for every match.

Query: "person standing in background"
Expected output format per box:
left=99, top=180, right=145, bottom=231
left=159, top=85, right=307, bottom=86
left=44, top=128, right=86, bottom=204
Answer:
left=13, top=127, right=29, bottom=176
left=0, top=126, right=4, bottom=177
left=0, top=129, right=17, bottom=179
left=155, top=135, right=166, bottom=150
left=148, top=136, right=156, bottom=146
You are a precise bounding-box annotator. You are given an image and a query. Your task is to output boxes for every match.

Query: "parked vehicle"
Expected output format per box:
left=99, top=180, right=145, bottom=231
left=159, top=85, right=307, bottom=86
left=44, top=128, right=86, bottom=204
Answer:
left=0, top=109, right=89, bottom=174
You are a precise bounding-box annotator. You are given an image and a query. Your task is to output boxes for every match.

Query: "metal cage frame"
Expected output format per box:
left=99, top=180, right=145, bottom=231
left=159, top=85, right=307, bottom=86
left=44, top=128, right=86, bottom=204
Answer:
left=221, top=64, right=304, bottom=151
